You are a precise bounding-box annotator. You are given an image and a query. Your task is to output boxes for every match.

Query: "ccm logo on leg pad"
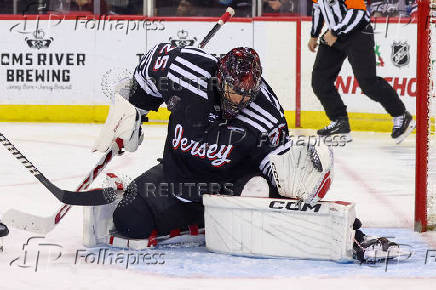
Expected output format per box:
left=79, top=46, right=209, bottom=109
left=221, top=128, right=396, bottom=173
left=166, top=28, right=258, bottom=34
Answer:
left=268, top=201, right=322, bottom=213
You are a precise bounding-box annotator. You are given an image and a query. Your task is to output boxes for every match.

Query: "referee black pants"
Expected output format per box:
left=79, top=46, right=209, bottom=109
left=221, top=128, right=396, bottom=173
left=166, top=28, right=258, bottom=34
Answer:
left=311, top=25, right=406, bottom=121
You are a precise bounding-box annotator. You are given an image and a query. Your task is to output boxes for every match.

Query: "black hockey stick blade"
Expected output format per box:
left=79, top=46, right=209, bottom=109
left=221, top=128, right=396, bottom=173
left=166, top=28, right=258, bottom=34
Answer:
left=34, top=173, right=117, bottom=206
left=0, top=132, right=116, bottom=206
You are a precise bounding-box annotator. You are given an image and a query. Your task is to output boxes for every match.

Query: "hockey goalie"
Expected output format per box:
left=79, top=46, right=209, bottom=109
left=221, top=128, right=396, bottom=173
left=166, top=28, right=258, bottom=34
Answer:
left=85, top=43, right=410, bottom=264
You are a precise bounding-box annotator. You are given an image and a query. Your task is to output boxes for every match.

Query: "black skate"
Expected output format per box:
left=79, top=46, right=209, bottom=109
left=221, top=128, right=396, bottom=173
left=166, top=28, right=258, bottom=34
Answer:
left=317, top=116, right=352, bottom=142
left=392, top=111, right=416, bottom=144
left=0, top=222, right=7, bottom=253
left=0, top=222, right=8, bottom=237
left=353, top=236, right=412, bottom=263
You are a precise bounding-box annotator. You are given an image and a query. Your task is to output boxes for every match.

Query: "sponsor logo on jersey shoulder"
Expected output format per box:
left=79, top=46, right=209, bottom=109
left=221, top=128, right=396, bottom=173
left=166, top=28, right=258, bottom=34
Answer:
left=169, top=30, right=197, bottom=47
left=269, top=200, right=322, bottom=213
left=391, top=41, right=410, bottom=67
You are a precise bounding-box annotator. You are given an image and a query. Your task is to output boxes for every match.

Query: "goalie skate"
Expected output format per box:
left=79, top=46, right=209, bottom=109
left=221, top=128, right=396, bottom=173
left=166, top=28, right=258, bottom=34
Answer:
left=0, top=222, right=8, bottom=253
left=354, top=236, right=413, bottom=263
left=0, top=221, right=9, bottom=237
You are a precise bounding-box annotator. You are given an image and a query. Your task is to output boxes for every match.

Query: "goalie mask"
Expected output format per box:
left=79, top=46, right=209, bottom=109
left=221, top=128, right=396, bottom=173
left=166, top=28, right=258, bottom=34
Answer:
left=217, top=47, right=262, bottom=119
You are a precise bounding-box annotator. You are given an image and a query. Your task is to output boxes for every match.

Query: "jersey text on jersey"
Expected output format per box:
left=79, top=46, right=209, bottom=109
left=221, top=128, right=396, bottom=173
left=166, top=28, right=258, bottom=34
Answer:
left=172, top=124, right=233, bottom=167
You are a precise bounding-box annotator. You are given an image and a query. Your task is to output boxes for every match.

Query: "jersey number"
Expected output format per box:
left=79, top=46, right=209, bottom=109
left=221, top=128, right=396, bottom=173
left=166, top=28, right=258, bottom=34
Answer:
left=153, top=55, right=169, bottom=71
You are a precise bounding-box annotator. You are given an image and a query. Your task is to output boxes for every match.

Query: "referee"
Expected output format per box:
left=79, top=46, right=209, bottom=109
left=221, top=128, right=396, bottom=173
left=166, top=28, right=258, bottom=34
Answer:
left=308, top=0, right=415, bottom=144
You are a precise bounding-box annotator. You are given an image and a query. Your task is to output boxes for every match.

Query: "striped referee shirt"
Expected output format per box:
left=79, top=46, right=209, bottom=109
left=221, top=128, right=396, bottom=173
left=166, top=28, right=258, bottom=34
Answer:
left=311, top=0, right=371, bottom=38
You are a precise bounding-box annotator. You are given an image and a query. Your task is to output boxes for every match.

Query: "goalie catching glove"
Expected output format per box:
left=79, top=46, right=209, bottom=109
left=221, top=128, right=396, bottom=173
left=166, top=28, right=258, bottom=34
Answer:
left=269, top=142, right=333, bottom=205
left=93, top=94, right=145, bottom=153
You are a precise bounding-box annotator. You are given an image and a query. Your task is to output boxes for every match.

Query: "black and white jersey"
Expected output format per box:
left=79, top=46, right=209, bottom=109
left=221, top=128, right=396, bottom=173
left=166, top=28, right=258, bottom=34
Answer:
left=130, top=43, right=289, bottom=202
left=311, top=0, right=370, bottom=38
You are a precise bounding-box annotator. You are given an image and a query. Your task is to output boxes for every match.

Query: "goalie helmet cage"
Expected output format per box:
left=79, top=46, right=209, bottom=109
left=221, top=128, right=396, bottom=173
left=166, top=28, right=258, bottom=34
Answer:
left=416, top=0, right=436, bottom=232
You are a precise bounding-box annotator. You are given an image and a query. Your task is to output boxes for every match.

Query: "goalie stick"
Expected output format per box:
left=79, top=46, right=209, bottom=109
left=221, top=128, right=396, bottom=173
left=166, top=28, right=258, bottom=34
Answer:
left=0, top=133, right=122, bottom=233
left=198, top=7, right=235, bottom=48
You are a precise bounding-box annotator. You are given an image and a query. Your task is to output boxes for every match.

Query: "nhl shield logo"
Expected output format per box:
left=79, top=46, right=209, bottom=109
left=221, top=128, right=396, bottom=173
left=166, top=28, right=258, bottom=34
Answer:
left=391, top=41, right=410, bottom=67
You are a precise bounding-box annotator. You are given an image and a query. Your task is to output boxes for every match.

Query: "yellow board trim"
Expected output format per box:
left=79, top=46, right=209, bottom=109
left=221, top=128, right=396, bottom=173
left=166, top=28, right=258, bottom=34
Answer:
left=0, top=105, right=415, bottom=133
left=0, top=105, right=109, bottom=123
left=0, top=105, right=171, bottom=123
left=300, top=111, right=401, bottom=133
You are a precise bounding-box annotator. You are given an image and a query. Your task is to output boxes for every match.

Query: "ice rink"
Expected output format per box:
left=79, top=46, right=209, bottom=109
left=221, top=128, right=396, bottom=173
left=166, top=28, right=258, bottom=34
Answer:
left=1, top=122, right=436, bottom=289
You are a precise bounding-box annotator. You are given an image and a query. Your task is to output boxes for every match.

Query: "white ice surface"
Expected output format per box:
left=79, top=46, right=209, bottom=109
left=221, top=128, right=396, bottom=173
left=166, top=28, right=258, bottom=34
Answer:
left=1, top=123, right=436, bottom=290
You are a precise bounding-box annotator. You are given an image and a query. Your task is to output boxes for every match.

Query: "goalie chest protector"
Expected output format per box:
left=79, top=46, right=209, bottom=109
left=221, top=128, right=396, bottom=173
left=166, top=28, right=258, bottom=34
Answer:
left=203, top=195, right=356, bottom=262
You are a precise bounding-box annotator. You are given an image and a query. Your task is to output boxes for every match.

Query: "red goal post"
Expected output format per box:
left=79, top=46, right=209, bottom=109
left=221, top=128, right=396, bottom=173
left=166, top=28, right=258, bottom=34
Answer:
left=416, top=0, right=436, bottom=232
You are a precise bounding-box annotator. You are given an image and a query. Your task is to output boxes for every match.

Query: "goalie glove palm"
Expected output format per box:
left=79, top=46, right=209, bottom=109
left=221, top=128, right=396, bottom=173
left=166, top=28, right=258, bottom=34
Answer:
left=93, top=94, right=145, bottom=153
left=270, top=143, right=333, bottom=205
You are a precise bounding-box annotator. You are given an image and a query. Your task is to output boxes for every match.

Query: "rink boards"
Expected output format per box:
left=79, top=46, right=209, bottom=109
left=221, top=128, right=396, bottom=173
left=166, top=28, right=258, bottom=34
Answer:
left=0, top=15, right=417, bottom=131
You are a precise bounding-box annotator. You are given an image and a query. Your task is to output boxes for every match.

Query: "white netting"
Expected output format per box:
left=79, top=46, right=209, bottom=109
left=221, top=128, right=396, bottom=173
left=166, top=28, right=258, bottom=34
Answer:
left=101, top=67, right=135, bottom=102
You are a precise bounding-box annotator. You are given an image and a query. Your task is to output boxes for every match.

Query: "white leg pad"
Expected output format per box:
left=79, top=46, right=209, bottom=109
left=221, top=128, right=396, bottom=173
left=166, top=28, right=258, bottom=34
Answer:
left=203, top=194, right=356, bottom=262
left=83, top=200, right=120, bottom=247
